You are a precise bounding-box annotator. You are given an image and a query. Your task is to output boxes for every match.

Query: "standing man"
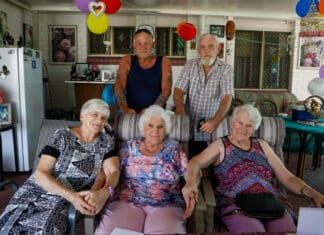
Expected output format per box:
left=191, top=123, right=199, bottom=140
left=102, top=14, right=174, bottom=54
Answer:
left=173, top=33, right=234, bottom=157
left=114, top=28, right=172, bottom=114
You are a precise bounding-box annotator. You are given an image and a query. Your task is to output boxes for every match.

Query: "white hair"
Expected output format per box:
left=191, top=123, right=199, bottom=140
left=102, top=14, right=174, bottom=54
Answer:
left=138, top=105, right=171, bottom=136
left=231, top=104, right=262, bottom=130
left=80, top=98, right=110, bottom=118
left=197, top=33, right=219, bottom=48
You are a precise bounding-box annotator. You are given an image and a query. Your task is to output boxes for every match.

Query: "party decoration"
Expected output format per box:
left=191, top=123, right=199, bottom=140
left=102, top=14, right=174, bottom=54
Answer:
left=102, top=84, right=116, bottom=105
left=319, top=65, right=324, bottom=78
left=87, top=13, right=109, bottom=34
left=319, top=0, right=324, bottom=14
left=177, top=22, right=197, bottom=41
left=75, top=0, right=92, bottom=12
left=101, top=0, right=122, bottom=14
left=89, top=1, right=106, bottom=17
left=225, top=20, right=235, bottom=40
left=296, top=0, right=312, bottom=18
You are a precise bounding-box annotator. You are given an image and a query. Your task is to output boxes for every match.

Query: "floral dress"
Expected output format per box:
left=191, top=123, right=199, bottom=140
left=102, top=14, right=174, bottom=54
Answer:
left=0, top=127, right=116, bottom=235
left=118, top=137, right=188, bottom=208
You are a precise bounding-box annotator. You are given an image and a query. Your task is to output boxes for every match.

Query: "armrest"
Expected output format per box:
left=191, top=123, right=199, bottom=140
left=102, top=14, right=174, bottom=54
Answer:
left=0, top=180, right=18, bottom=192
left=68, top=204, right=78, bottom=235
left=202, top=178, right=216, bottom=207
left=195, top=188, right=207, bottom=211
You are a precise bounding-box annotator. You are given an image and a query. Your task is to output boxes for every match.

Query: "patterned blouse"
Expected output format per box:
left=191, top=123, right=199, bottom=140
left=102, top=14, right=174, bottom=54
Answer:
left=213, top=136, right=291, bottom=209
left=118, top=137, right=188, bottom=208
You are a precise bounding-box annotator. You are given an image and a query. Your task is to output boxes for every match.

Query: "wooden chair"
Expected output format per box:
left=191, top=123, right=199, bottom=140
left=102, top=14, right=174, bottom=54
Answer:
left=254, top=98, right=279, bottom=117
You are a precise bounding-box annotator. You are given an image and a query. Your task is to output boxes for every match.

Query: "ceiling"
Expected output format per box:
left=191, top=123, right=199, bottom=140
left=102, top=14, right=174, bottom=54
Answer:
left=11, top=0, right=299, bottom=19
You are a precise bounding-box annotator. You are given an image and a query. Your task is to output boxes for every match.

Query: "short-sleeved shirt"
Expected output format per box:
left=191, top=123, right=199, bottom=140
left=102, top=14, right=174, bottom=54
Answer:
left=118, top=137, right=188, bottom=208
left=175, top=58, right=234, bottom=142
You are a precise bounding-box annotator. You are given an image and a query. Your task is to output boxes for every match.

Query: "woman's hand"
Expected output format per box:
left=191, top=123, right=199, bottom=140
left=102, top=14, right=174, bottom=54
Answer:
left=311, top=191, right=324, bottom=208
left=182, top=183, right=198, bottom=219
left=70, top=191, right=95, bottom=215
left=81, top=188, right=110, bottom=214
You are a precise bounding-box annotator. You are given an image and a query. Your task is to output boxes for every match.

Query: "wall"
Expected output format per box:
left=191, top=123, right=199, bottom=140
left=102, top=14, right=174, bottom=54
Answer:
left=1, top=1, right=319, bottom=112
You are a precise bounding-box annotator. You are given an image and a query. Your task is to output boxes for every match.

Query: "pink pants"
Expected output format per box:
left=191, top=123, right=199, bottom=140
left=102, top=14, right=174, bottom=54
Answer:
left=95, top=201, right=186, bottom=235
left=220, top=204, right=297, bottom=233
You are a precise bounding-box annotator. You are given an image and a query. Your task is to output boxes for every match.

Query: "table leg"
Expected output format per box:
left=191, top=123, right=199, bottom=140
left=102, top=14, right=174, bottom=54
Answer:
left=296, top=132, right=308, bottom=179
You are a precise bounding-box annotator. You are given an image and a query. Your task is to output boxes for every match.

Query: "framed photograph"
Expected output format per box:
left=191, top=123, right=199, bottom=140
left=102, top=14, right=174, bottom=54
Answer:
left=298, top=34, right=324, bottom=68
left=0, top=103, right=12, bottom=125
left=23, top=23, right=33, bottom=48
left=0, top=11, right=8, bottom=47
left=75, top=63, right=89, bottom=80
left=101, top=70, right=115, bottom=82
left=210, top=25, right=225, bottom=38
left=49, top=25, right=77, bottom=64
left=112, top=27, right=135, bottom=54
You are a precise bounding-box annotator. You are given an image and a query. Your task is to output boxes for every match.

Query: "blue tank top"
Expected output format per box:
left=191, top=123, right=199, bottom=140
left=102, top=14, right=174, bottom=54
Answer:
left=126, top=55, right=162, bottom=113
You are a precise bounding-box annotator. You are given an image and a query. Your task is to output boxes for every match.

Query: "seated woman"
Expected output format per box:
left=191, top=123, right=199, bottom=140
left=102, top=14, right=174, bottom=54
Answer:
left=95, top=105, right=188, bottom=234
left=182, top=104, right=324, bottom=233
left=0, top=98, right=120, bottom=234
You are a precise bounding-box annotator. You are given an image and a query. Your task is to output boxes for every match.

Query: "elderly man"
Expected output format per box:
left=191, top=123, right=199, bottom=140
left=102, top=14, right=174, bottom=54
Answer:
left=114, top=28, right=172, bottom=114
left=173, top=33, right=234, bottom=157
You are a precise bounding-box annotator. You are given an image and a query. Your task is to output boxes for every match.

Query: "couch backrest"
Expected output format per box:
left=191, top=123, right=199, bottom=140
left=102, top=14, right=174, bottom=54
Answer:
left=113, top=113, right=191, bottom=143
left=211, top=116, right=286, bottom=162
left=33, top=119, right=80, bottom=170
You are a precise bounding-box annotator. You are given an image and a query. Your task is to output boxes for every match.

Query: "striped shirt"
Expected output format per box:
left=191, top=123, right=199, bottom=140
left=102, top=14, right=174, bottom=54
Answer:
left=175, top=58, right=234, bottom=141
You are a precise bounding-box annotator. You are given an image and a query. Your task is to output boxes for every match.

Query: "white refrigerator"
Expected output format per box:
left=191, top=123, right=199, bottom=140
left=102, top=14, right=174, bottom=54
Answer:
left=0, top=47, right=44, bottom=172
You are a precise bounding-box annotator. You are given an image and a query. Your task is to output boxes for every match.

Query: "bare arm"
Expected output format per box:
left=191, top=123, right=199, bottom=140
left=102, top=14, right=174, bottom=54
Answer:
left=35, top=155, right=93, bottom=215
left=84, top=156, right=120, bottom=214
left=173, top=87, right=186, bottom=115
left=154, top=56, right=172, bottom=107
left=182, top=139, right=223, bottom=219
left=200, top=94, right=233, bottom=133
left=114, top=55, right=136, bottom=114
left=260, top=139, right=324, bottom=208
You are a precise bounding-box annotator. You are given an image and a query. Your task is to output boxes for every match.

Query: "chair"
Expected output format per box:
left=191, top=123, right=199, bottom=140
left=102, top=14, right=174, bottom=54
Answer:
left=228, top=97, right=244, bottom=115
left=254, top=98, right=279, bottom=117
left=198, top=116, right=287, bottom=233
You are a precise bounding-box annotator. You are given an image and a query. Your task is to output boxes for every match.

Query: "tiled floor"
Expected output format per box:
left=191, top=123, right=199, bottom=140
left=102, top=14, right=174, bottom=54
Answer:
left=0, top=152, right=323, bottom=234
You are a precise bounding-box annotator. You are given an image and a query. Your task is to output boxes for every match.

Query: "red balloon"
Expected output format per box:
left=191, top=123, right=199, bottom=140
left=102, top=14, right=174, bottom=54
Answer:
left=177, top=22, right=197, bottom=41
left=101, top=0, right=122, bottom=14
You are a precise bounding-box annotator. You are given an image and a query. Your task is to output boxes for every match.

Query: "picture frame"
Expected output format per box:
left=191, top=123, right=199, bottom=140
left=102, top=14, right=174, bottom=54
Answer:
left=210, top=25, right=225, bottom=38
left=23, top=23, right=33, bottom=48
left=298, top=34, right=324, bottom=68
left=0, top=11, right=8, bottom=47
left=0, top=103, right=12, bottom=125
left=101, top=70, right=115, bottom=82
left=49, top=25, right=77, bottom=64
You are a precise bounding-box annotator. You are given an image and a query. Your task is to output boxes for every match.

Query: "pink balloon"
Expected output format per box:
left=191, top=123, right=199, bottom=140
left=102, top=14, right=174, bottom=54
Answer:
left=319, top=65, right=324, bottom=78
left=75, top=0, right=93, bottom=12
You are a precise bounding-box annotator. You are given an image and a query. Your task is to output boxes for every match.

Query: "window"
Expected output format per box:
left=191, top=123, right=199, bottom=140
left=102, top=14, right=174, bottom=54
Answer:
left=88, top=27, right=135, bottom=55
left=234, top=30, right=291, bottom=90
left=155, top=27, right=185, bottom=56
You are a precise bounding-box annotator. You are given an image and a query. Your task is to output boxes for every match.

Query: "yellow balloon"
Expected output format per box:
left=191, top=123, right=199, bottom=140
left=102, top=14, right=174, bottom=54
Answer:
left=87, top=13, right=109, bottom=34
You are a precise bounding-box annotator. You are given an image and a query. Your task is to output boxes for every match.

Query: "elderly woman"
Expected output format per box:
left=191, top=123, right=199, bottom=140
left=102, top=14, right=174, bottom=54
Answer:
left=182, top=104, right=324, bottom=233
left=95, top=105, right=188, bottom=234
left=0, top=98, right=120, bottom=234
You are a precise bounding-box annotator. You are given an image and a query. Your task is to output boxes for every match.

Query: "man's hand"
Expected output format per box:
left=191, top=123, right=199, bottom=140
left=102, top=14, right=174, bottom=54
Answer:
left=120, top=107, right=136, bottom=114
left=182, top=184, right=198, bottom=219
left=200, top=119, right=219, bottom=134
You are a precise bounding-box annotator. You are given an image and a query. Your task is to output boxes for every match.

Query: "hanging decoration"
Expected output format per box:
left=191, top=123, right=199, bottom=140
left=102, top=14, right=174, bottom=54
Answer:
left=101, top=0, right=122, bottom=14
left=75, top=0, right=92, bottom=12
left=295, top=0, right=316, bottom=18
left=75, top=0, right=122, bottom=34
left=225, top=20, right=235, bottom=40
left=177, top=22, right=197, bottom=41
